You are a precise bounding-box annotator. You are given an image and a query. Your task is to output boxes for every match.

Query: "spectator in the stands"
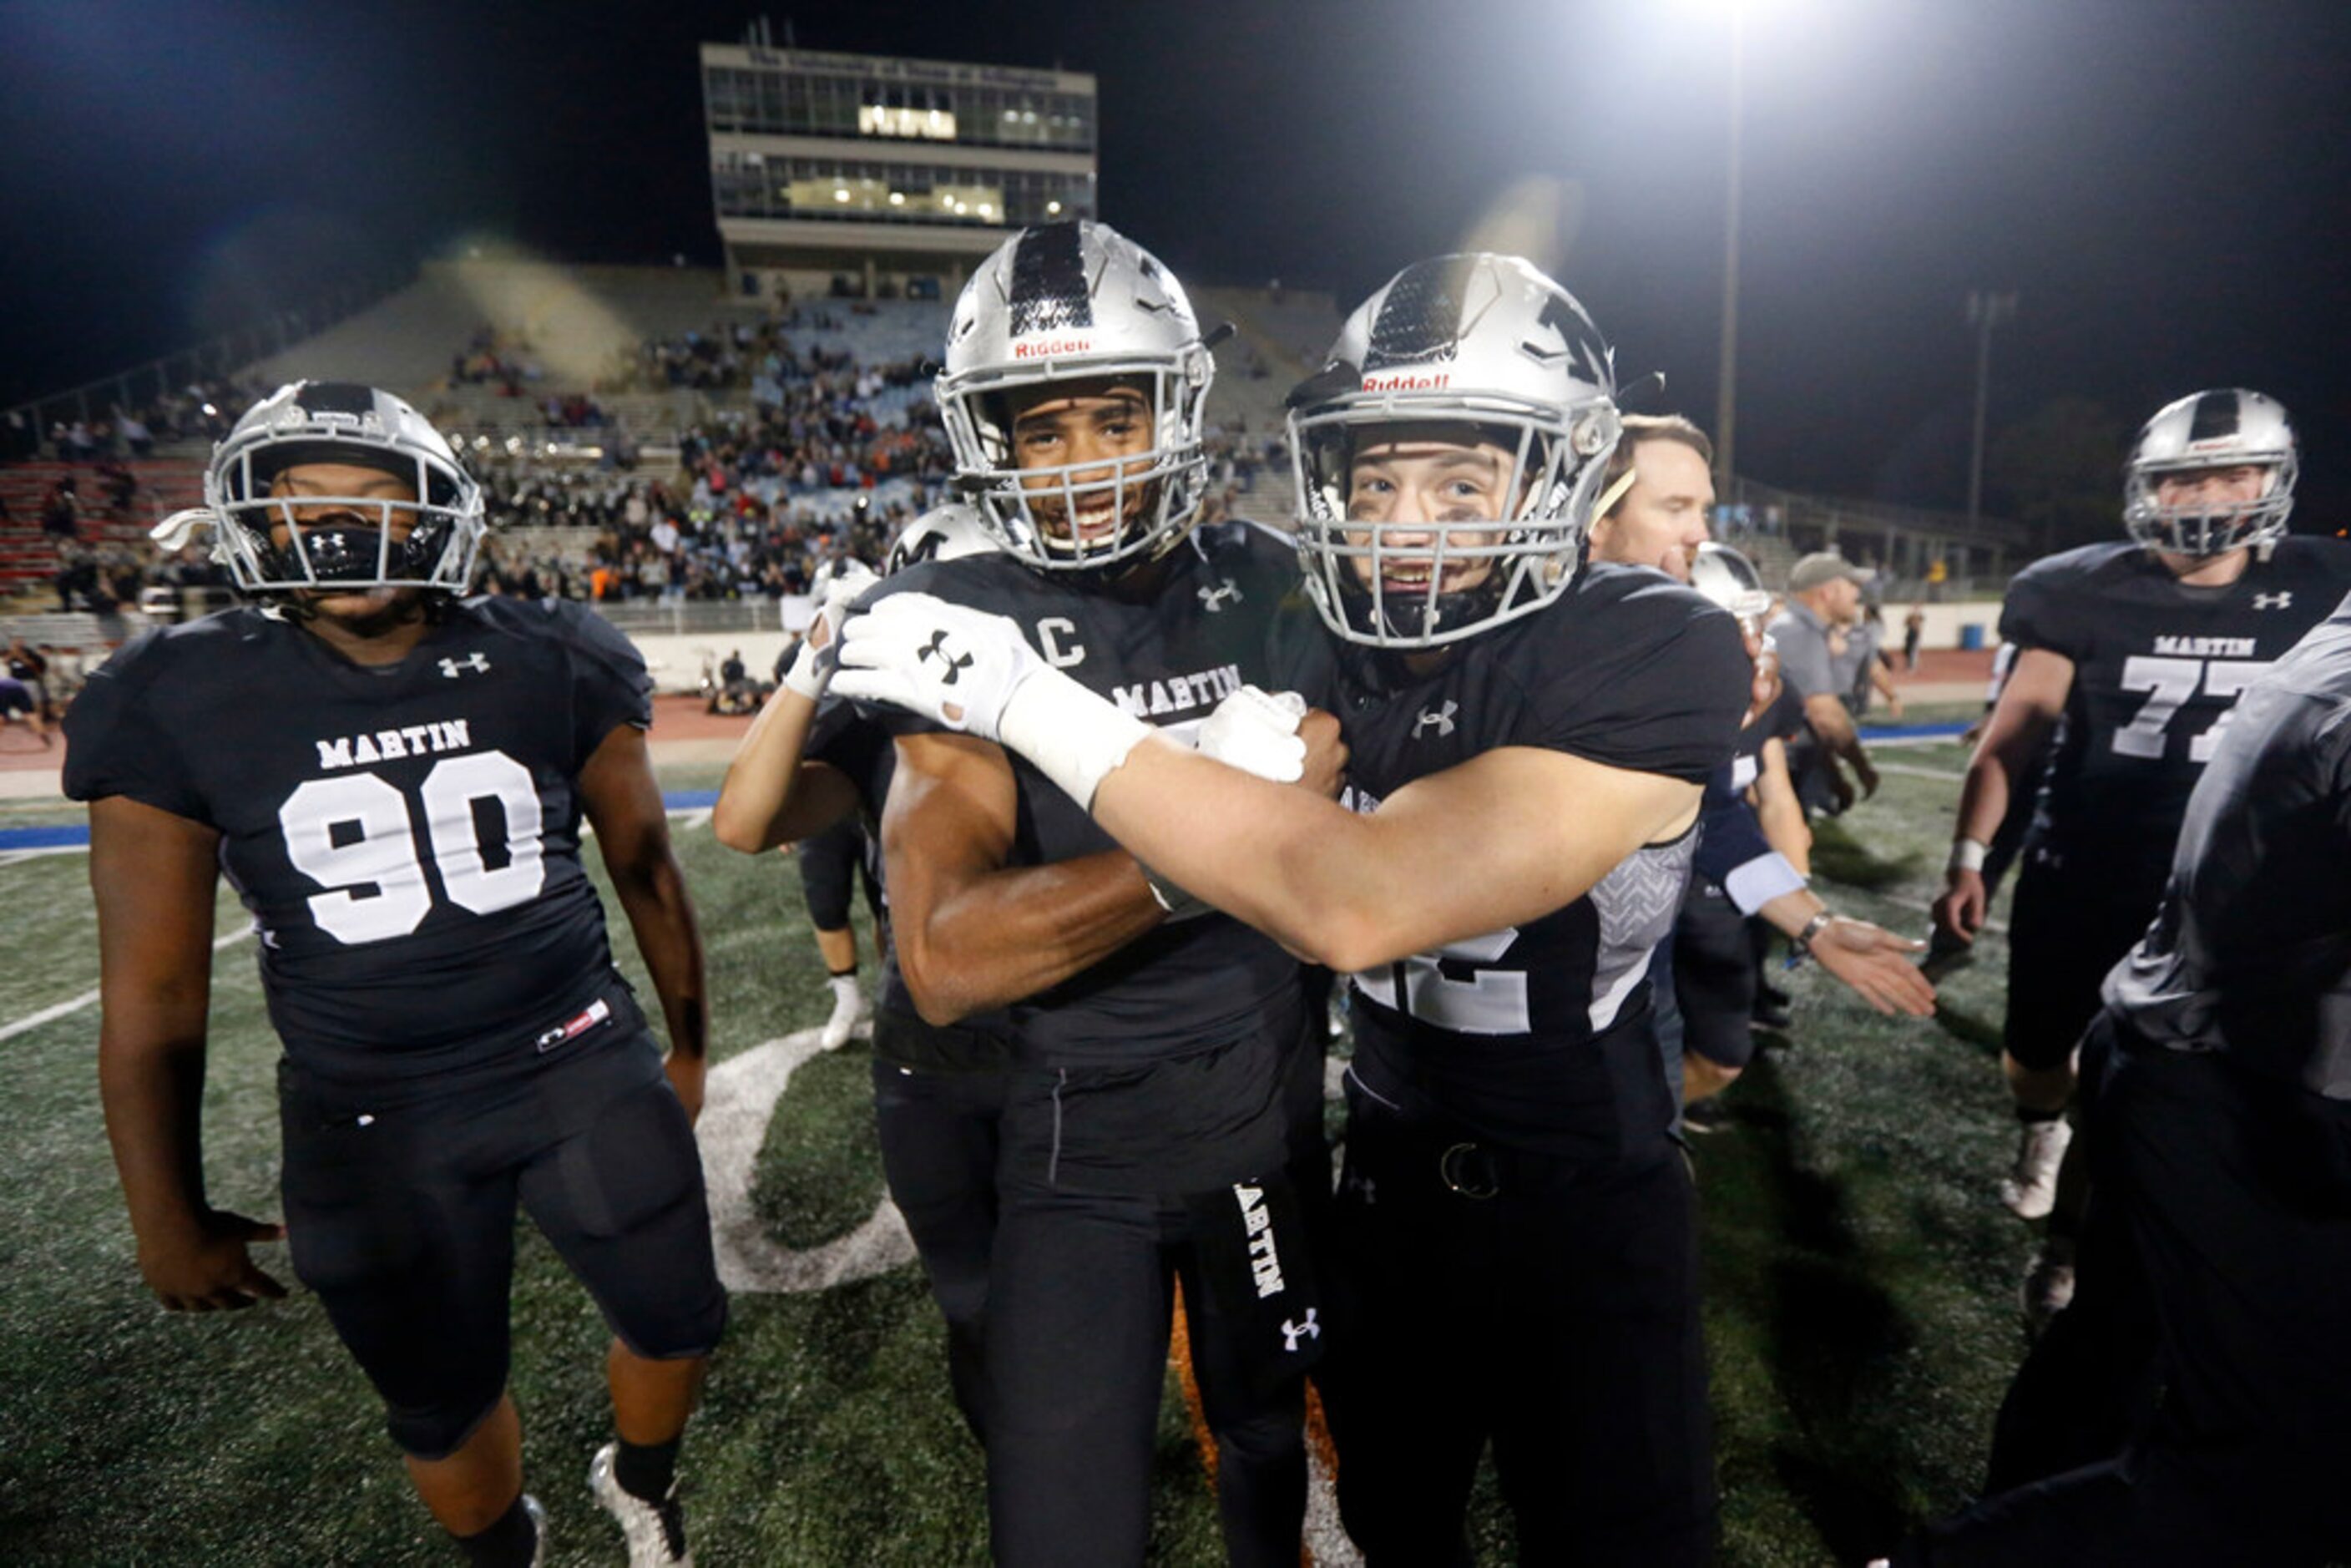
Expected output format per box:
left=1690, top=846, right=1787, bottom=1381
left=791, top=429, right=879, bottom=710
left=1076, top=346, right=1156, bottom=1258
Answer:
left=41, top=478, right=82, bottom=541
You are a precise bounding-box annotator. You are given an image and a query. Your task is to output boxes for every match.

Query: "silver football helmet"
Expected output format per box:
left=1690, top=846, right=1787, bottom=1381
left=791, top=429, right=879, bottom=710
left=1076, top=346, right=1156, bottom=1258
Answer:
left=935, top=220, right=1214, bottom=574
left=1687, top=541, right=1772, bottom=632
left=156, top=381, right=485, bottom=597
left=1289, top=253, right=1621, bottom=648
left=886, top=501, right=1002, bottom=574
left=2122, top=388, right=2297, bottom=557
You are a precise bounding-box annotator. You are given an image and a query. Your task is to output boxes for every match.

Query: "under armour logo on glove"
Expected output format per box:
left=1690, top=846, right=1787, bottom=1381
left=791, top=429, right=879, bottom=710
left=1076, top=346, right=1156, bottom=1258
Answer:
left=1413, top=700, right=1458, bottom=738
left=832, top=593, right=1054, bottom=745
left=917, top=630, right=976, bottom=685
left=1198, top=579, right=1242, bottom=613
left=1282, top=1308, right=1321, bottom=1352
left=438, top=652, right=491, bottom=678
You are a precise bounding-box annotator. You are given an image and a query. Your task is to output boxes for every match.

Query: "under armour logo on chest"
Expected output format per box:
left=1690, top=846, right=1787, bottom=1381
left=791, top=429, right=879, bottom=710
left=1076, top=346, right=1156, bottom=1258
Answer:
left=438, top=652, right=491, bottom=678
left=1282, top=1308, right=1321, bottom=1352
left=1198, top=579, right=1242, bottom=613
left=2254, top=591, right=2293, bottom=609
left=1413, top=701, right=1459, bottom=738
left=918, top=630, right=975, bottom=685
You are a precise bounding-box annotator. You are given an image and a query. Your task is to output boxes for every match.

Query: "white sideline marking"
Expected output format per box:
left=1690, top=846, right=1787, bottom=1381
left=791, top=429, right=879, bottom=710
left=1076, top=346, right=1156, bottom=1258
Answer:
left=0, top=846, right=86, bottom=867
left=1873, top=761, right=1965, bottom=781
left=0, top=927, right=253, bottom=1044
left=696, top=1029, right=917, bottom=1294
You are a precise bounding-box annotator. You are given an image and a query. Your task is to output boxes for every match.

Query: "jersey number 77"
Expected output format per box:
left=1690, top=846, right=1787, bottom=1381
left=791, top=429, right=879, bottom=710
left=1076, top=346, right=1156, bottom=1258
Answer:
left=2112, top=655, right=2266, bottom=763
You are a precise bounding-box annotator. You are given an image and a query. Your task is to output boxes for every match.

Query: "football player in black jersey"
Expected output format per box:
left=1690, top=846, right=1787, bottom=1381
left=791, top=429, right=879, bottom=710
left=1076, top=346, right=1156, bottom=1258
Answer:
left=1588, top=421, right=1933, bottom=1106
left=847, top=222, right=1342, bottom=1566
left=715, top=508, right=1016, bottom=1445
left=1934, top=392, right=2351, bottom=1222
left=839, top=253, right=1747, bottom=1564
left=1932, top=388, right=2351, bottom=1475
left=66, top=384, right=721, bottom=1568
left=1884, top=590, right=2351, bottom=1568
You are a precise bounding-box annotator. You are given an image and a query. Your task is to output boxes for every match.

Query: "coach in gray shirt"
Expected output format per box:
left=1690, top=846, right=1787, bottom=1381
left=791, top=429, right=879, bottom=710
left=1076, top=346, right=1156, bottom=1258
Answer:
left=1768, top=552, right=1881, bottom=807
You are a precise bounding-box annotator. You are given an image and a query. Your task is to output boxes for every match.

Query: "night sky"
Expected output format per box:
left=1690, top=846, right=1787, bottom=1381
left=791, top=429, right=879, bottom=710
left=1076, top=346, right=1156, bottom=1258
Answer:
left=6, top=0, right=2348, bottom=519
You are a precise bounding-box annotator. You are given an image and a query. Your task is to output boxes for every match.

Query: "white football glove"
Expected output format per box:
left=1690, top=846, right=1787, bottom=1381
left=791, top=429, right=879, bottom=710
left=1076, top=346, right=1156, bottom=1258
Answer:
left=834, top=592, right=1154, bottom=809
left=783, top=559, right=882, bottom=701
left=1196, top=685, right=1310, bottom=782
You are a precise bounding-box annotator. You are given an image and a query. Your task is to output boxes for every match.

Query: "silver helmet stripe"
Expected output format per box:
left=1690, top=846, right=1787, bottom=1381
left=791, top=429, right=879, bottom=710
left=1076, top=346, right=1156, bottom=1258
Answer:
left=2122, top=387, right=2296, bottom=558
left=936, top=220, right=1213, bottom=574
left=197, top=381, right=487, bottom=597
left=1289, top=253, right=1620, bottom=650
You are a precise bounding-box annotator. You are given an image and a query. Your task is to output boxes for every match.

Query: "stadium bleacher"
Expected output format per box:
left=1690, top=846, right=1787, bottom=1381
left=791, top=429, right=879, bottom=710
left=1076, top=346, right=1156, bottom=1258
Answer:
left=0, top=459, right=203, bottom=592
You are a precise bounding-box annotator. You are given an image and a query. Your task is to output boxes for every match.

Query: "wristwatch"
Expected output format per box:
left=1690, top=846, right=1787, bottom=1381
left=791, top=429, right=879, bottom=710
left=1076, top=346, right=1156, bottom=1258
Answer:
left=1789, top=909, right=1835, bottom=957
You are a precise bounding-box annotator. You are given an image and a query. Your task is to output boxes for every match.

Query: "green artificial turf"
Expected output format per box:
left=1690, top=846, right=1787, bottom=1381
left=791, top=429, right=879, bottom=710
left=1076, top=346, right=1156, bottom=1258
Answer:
left=0, top=736, right=2046, bottom=1565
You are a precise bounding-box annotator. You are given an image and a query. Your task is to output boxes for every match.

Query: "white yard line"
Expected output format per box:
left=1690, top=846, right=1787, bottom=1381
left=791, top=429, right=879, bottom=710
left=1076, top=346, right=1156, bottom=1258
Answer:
left=0, top=927, right=253, bottom=1044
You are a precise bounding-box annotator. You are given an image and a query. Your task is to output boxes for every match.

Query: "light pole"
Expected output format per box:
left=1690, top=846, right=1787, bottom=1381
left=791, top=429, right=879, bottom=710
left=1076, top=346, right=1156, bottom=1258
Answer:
left=1965, top=289, right=2018, bottom=528
left=1713, top=3, right=1746, bottom=493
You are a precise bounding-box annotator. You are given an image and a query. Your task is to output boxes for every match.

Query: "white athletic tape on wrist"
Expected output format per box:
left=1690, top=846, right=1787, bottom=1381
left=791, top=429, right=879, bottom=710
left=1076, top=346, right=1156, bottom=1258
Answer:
left=782, top=636, right=832, bottom=701
left=996, top=665, right=1155, bottom=811
left=1949, top=837, right=1990, bottom=873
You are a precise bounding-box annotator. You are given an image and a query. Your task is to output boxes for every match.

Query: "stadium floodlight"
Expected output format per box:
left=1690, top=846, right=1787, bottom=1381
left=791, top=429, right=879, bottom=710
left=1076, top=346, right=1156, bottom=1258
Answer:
left=1047, top=200, right=1062, bottom=215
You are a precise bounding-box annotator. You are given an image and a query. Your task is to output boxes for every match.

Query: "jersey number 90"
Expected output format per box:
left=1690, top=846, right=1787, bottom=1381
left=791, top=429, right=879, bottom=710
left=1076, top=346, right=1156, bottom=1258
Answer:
left=277, top=751, right=547, bottom=944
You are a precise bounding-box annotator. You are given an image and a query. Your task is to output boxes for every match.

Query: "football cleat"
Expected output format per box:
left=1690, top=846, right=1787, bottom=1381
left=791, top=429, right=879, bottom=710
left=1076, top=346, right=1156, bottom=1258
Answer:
left=2020, top=1241, right=2077, bottom=1331
left=2000, top=1117, right=2072, bottom=1221
left=818, top=974, right=865, bottom=1052
left=589, top=1442, right=692, bottom=1567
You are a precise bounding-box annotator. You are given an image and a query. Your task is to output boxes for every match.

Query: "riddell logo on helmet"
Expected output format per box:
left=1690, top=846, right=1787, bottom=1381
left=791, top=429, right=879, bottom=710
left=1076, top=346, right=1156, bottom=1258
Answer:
left=1013, top=336, right=1095, bottom=359
left=1361, top=370, right=1451, bottom=392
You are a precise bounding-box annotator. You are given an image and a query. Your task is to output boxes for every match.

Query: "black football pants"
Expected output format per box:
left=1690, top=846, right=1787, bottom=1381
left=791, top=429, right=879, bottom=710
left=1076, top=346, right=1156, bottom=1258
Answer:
left=1318, top=1073, right=1716, bottom=1566
left=872, top=1050, right=1006, bottom=1446
left=981, top=1176, right=1307, bottom=1568
left=795, top=815, right=876, bottom=933
left=278, top=1034, right=726, bottom=1459
left=1677, top=885, right=1761, bottom=1071
left=1898, top=1045, right=2351, bottom=1567
left=2002, top=853, right=2167, bottom=1072
left=1984, top=1015, right=2162, bottom=1492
